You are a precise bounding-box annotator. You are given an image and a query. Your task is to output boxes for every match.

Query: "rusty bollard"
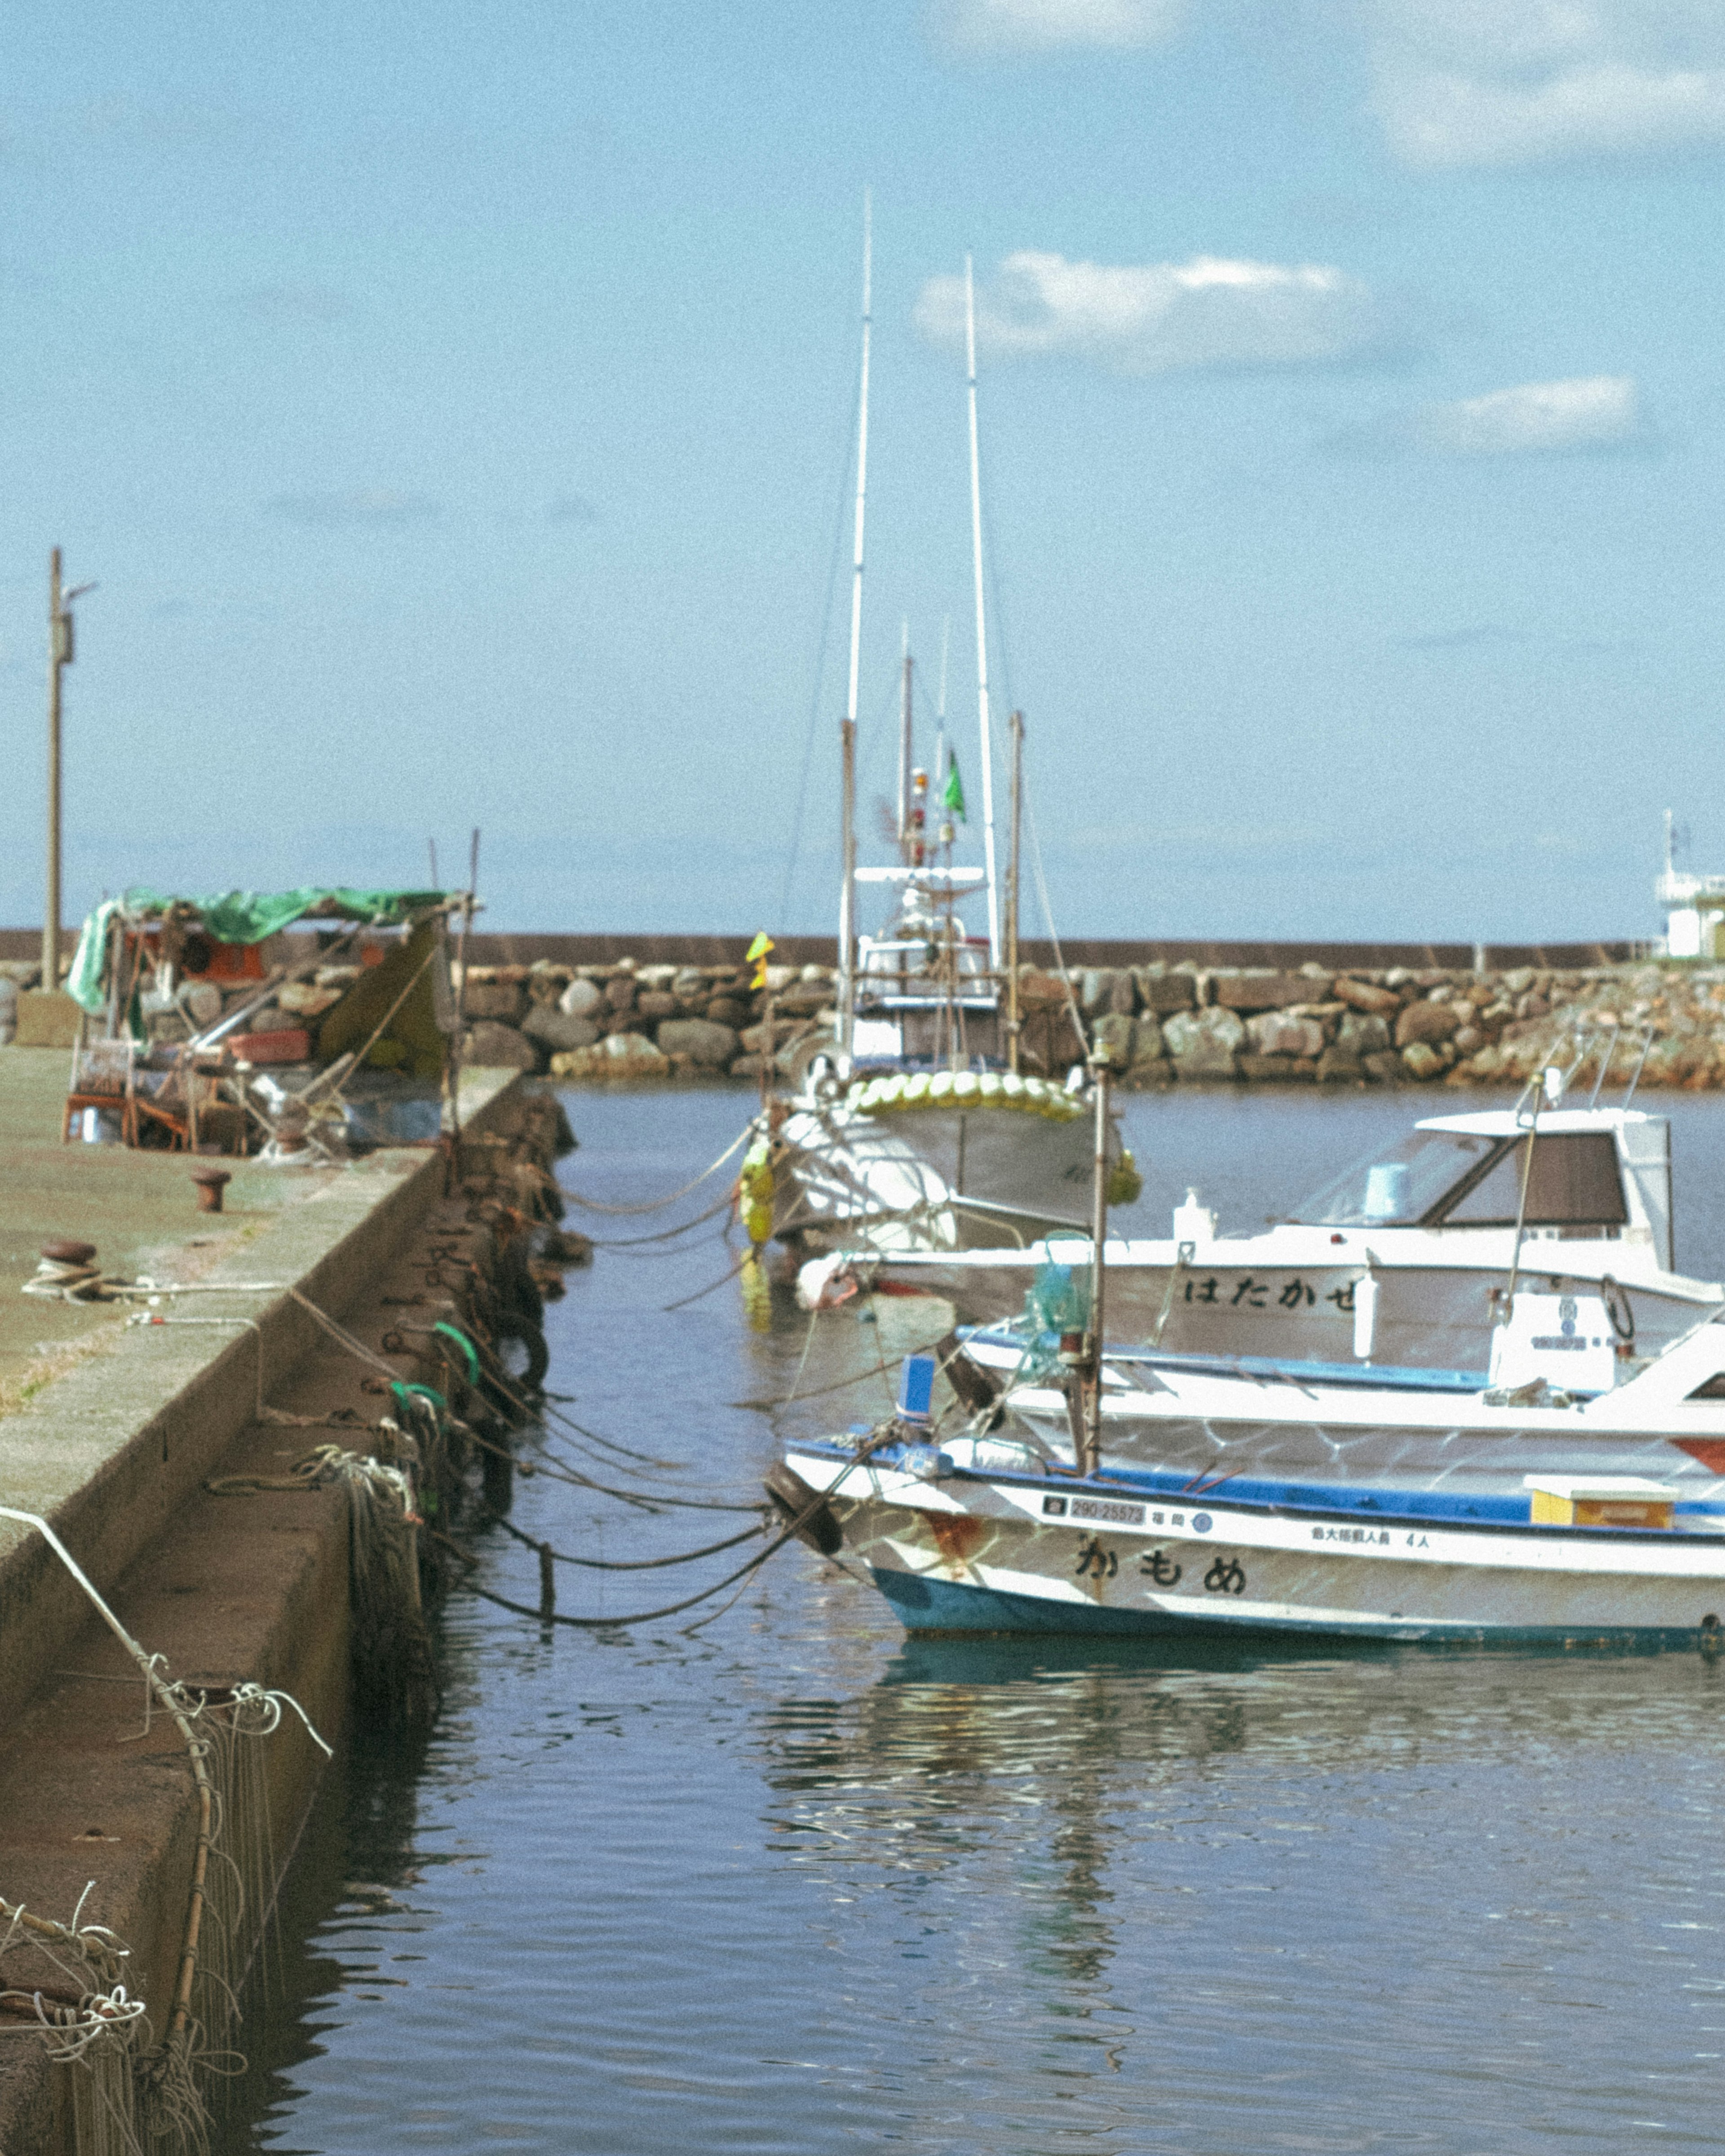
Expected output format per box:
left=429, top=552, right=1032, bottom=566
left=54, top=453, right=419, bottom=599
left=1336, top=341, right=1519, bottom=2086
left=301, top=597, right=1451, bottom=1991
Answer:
left=190, top=1165, right=232, bottom=1215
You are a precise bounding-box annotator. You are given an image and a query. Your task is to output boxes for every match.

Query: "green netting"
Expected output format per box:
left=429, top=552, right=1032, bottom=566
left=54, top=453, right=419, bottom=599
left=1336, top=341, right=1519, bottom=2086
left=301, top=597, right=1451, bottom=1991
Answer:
left=1024, top=1262, right=1090, bottom=1337
left=67, top=886, right=450, bottom=1016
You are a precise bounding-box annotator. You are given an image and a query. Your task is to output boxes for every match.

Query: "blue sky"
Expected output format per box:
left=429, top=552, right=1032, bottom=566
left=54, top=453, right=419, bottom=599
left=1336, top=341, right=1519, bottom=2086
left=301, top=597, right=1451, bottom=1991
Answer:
left=3, top=0, right=1723, bottom=941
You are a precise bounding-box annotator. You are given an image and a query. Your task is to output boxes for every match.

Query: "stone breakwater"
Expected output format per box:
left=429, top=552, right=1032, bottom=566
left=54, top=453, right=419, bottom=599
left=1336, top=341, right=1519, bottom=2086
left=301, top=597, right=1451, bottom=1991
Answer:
left=458, top=955, right=1725, bottom=1090
left=1069, top=959, right=1725, bottom=1089
left=457, top=959, right=841, bottom=1082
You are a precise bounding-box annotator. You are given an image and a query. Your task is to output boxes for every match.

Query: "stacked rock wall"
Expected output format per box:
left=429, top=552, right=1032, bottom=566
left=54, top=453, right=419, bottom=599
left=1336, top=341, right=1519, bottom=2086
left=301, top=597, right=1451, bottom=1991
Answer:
left=442, top=955, right=1725, bottom=1093
left=458, top=959, right=840, bottom=1082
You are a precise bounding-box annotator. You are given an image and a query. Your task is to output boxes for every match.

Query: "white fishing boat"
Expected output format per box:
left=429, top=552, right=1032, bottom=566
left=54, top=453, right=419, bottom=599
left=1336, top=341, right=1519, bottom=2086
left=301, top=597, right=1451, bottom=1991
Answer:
left=770, top=217, right=1128, bottom=1255
left=835, top=1091, right=1717, bottom=1363
left=774, top=1305, right=1725, bottom=1644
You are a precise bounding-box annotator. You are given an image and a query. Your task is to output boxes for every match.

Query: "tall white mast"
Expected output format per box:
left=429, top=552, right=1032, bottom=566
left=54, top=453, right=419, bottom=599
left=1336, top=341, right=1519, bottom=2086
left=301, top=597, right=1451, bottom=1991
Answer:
left=837, top=194, right=871, bottom=1063
left=965, top=255, right=1001, bottom=966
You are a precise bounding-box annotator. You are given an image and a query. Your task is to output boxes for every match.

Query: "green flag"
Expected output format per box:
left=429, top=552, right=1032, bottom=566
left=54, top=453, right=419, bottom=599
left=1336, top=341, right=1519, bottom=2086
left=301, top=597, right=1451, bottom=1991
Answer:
left=942, top=755, right=967, bottom=823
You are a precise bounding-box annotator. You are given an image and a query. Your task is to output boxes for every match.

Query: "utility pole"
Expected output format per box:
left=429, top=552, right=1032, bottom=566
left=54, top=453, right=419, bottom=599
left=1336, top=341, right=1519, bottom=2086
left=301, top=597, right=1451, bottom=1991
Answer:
left=43, top=550, right=94, bottom=992
left=44, top=549, right=65, bottom=991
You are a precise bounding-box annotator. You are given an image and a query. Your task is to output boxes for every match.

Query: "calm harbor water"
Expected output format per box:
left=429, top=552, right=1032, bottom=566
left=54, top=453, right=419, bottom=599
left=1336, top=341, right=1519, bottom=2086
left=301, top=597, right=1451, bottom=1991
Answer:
left=218, top=1087, right=1725, bottom=2154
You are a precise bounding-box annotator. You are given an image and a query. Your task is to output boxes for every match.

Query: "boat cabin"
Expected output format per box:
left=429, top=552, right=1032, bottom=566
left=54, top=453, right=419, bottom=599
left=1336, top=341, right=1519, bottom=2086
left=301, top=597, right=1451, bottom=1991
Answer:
left=850, top=869, right=1000, bottom=1069
left=1289, top=1109, right=1672, bottom=1270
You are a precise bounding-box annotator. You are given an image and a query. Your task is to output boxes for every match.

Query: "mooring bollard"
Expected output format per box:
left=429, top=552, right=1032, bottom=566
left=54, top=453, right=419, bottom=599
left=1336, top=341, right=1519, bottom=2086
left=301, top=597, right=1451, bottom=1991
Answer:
left=538, top=1541, right=556, bottom=1621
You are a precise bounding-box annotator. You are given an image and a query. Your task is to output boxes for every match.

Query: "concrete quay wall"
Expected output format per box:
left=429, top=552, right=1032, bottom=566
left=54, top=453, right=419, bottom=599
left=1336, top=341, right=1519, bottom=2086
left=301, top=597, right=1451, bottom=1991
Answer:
left=0, top=1067, right=526, bottom=2153
left=0, top=1066, right=518, bottom=1732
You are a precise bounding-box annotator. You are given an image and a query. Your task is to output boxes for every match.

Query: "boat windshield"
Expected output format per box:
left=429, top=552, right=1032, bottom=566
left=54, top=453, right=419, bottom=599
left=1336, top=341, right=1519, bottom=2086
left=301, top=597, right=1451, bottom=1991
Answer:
left=1290, top=1129, right=1503, bottom=1227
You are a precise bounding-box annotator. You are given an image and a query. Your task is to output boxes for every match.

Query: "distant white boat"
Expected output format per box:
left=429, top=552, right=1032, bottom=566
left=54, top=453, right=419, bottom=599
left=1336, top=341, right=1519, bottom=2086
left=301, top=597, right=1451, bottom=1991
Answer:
left=847, top=1101, right=1715, bottom=1367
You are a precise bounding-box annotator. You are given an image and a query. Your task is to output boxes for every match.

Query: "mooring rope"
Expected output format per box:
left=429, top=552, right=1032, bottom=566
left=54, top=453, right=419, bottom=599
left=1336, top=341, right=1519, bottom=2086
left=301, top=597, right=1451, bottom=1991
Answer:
left=484, top=1508, right=765, bottom=1571
left=445, top=1423, right=898, bottom=1630
left=559, top=1123, right=754, bottom=1216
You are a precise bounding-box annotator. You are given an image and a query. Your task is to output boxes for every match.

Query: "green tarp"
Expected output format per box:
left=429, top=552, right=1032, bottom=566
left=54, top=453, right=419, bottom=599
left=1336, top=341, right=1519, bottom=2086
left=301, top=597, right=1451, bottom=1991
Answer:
left=68, top=886, right=449, bottom=1016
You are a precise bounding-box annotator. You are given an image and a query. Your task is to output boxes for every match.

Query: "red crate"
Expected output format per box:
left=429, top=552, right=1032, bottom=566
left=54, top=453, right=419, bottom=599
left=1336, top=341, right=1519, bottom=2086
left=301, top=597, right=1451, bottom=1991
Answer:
left=228, top=1028, right=311, bottom=1066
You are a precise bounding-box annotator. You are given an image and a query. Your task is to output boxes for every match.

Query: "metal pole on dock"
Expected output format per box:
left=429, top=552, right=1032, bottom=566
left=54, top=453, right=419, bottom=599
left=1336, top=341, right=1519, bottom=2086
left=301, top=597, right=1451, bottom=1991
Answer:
left=44, top=549, right=62, bottom=993
left=1005, top=710, right=1023, bottom=1074
left=42, top=552, right=94, bottom=993
left=1083, top=1047, right=1113, bottom=1478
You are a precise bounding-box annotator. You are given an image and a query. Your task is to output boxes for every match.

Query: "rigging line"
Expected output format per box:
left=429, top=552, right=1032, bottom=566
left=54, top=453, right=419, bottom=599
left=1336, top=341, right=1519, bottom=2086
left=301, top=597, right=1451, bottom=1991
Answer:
left=582, top=1191, right=737, bottom=1249
left=780, top=366, right=866, bottom=926
left=287, top=1289, right=712, bottom=1498
left=731, top=1332, right=950, bottom=1411
left=662, top=1249, right=753, bottom=1312
left=484, top=1509, right=766, bottom=1570
left=1022, top=769, right=1090, bottom=1055
left=980, top=479, right=1017, bottom=726
left=560, top=1123, right=754, bottom=1217
left=786, top=1307, right=820, bottom=1406
left=457, top=1350, right=756, bottom=1505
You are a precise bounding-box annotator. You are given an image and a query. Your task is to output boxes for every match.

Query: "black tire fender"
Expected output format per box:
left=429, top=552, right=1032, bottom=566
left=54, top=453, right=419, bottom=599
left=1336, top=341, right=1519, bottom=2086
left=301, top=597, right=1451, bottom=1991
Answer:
left=765, top=1461, right=845, bottom=1558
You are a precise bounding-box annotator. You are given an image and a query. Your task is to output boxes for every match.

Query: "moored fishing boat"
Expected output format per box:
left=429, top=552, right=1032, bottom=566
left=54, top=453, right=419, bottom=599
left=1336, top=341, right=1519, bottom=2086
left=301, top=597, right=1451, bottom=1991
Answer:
left=774, top=1308, right=1725, bottom=1644
left=767, top=221, right=1129, bottom=1256
left=827, top=1093, right=1717, bottom=1362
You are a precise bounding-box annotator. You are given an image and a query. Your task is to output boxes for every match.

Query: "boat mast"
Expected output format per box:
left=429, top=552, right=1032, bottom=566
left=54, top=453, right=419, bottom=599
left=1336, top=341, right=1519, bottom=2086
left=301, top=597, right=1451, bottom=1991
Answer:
left=1006, top=709, right=1023, bottom=1073
left=965, top=256, right=1002, bottom=968
left=838, top=194, right=871, bottom=1067
left=1083, top=1045, right=1113, bottom=1478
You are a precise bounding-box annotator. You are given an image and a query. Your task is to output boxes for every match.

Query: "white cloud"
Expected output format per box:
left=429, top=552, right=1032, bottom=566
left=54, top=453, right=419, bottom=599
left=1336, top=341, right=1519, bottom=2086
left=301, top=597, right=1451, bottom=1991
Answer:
left=937, top=0, right=1184, bottom=53
left=1362, top=0, right=1725, bottom=166
left=1413, top=374, right=1647, bottom=454
left=916, top=250, right=1388, bottom=374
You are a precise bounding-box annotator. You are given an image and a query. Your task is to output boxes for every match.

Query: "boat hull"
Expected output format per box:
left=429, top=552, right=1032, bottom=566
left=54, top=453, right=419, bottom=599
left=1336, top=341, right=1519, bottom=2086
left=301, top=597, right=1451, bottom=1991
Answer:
left=778, top=1100, right=1101, bottom=1253
left=788, top=1447, right=1725, bottom=1646
left=872, top=1249, right=1712, bottom=1365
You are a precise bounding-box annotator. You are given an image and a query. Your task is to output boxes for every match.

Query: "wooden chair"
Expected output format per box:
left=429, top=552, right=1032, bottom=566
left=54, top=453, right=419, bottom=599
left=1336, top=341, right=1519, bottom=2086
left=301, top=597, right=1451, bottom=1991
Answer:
left=62, top=1038, right=140, bottom=1145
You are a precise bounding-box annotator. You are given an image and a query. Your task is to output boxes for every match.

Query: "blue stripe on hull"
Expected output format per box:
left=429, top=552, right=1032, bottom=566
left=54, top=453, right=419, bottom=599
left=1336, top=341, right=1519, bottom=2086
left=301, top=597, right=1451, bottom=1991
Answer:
left=867, top=1563, right=1716, bottom=1650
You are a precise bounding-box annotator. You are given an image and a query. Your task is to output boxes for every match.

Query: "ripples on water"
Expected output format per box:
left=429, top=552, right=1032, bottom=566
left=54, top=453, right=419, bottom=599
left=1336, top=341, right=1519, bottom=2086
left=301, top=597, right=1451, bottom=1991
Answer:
left=218, top=1087, right=1725, bottom=2154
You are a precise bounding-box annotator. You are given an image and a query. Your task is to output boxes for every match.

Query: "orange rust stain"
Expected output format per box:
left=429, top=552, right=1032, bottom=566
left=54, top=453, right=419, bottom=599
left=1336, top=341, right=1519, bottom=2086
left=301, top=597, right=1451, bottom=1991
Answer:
left=927, top=1514, right=988, bottom=1568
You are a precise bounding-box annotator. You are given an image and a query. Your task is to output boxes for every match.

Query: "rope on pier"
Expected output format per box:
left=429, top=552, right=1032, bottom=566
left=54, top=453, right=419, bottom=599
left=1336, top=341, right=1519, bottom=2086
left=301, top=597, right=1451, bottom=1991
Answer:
left=0, top=1508, right=330, bottom=2154
left=0, top=1887, right=147, bottom=2156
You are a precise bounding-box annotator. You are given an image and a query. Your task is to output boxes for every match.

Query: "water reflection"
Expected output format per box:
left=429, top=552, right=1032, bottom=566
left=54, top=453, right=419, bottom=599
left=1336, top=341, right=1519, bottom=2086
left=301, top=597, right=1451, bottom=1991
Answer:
left=208, top=1091, right=1725, bottom=2156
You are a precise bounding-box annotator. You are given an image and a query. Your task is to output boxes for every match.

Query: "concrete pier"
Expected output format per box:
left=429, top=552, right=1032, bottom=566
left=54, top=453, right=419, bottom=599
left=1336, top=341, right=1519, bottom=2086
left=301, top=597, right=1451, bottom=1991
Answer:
left=0, top=1050, right=531, bottom=2151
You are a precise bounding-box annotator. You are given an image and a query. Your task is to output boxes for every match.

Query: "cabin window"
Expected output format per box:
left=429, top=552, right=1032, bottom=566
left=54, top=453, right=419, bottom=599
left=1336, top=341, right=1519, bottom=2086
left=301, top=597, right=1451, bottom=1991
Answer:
left=1440, top=1133, right=1628, bottom=1227
left=1687, top=1374, right=1725, bottom=1401
left=1290, top=1131, right=1497, bottom=1227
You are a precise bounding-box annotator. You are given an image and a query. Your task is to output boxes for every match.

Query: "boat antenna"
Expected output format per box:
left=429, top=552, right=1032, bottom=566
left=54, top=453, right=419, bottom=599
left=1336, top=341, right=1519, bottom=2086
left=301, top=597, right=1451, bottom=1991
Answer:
left=965, top=256, right=1002, bottom=967
left=934, top=615, right=951, bottom=862
left=837, top=193, right=871, bottom=1067
left=898, top=619, right=913, bottom=859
